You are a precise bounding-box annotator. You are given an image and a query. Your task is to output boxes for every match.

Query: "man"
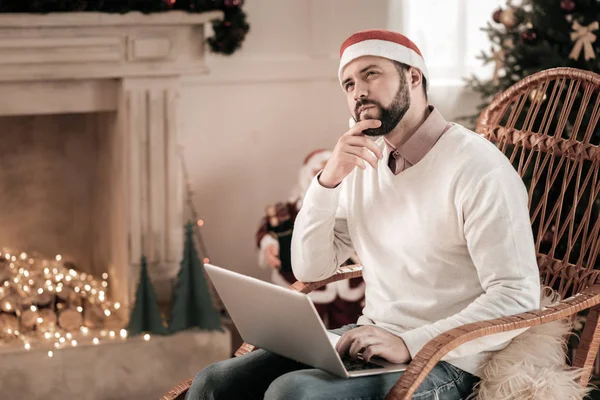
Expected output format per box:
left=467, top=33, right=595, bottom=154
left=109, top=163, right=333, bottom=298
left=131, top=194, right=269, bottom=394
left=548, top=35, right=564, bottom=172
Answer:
left=256, top=149, right=365, bottom=329
left=187, top=29, right=540, bottom=400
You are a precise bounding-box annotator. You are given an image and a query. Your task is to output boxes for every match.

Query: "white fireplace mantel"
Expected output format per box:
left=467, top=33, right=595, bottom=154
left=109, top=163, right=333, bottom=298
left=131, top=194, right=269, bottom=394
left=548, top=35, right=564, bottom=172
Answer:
left=0, top=10, right=222, bottom=313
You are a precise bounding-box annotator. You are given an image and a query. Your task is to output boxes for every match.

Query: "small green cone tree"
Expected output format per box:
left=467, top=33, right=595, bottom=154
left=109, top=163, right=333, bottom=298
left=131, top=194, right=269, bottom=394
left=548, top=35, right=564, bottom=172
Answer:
left=127, top=255, right=168, bottom=336
left=169, top=222, right=222, bottom=333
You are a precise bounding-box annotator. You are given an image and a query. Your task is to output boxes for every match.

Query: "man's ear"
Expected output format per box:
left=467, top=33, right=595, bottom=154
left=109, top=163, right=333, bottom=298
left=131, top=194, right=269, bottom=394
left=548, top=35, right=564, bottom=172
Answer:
left=409, top=67, right=423, bottom=90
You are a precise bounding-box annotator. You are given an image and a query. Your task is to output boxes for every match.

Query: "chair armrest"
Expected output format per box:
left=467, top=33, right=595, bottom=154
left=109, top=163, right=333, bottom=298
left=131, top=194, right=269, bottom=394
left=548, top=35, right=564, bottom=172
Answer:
left=289, top=264, right=364, bottom=293
left=234, top=264, right=363, bottom=357
left=385, top=284, right=600, bottom=400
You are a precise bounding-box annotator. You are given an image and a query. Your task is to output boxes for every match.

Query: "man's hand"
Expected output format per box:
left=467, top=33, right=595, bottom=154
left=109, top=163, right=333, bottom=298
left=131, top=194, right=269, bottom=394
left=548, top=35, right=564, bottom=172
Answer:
left=319, top=120, right=384, bottom=188
left=264, top=244, right=281, bottom=269
left=335, top=325, right=411, bottom=364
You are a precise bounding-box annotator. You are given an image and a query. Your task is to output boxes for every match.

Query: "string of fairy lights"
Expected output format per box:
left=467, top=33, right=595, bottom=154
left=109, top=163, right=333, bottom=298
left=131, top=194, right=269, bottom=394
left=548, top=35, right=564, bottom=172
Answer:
left=0, top=153, right=217, bottom=357
left=0, top=249, right=155, bottom=357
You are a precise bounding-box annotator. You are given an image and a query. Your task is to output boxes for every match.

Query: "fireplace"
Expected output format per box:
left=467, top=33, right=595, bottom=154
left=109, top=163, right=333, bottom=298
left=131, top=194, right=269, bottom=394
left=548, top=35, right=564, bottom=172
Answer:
left=0, top=10, right=222, bottom=318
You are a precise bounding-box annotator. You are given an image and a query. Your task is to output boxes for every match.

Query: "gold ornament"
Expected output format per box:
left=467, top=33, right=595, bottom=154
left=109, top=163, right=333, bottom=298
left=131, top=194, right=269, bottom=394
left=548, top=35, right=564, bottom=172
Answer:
left=529, top=88, right=547, bottom=103
left=499, top=8, right=519, bottom=29
left=569, top=21, right=599, bottom=61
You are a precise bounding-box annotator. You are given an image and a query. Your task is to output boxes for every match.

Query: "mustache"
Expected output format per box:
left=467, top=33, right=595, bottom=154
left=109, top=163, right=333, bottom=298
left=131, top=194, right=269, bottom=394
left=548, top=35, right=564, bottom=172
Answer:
left=355, top=98, right=380, bottom=114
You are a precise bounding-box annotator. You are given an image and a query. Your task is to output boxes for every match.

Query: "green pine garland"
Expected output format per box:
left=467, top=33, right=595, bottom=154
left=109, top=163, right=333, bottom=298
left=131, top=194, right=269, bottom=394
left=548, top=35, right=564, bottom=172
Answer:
left=0, top=0, right=249, bottom=55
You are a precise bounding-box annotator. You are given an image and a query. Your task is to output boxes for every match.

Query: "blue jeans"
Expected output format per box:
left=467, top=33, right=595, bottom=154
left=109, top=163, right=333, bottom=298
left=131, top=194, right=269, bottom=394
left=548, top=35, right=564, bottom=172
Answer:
left=186, top=325, right=478, bottom=400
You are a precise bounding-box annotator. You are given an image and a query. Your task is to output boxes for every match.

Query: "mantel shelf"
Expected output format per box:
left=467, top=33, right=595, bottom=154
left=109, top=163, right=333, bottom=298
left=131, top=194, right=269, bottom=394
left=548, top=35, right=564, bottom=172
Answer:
left=0, top=10, right=223, bottom=28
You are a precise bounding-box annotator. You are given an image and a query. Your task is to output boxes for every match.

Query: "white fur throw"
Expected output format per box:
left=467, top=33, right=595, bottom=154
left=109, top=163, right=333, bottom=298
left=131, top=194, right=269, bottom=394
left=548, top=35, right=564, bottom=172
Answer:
left=469, top=287, right=591, bottom=400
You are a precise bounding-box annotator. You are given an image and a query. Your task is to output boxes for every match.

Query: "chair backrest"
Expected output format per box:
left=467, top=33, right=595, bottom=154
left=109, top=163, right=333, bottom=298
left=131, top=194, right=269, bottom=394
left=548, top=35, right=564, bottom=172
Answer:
left=476, top=68, right=600, bottom=298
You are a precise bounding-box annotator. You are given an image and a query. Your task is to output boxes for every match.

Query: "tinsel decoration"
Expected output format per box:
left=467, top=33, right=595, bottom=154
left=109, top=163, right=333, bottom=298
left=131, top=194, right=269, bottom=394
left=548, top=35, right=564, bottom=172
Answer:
left=0, top=0, right=249, bottom=56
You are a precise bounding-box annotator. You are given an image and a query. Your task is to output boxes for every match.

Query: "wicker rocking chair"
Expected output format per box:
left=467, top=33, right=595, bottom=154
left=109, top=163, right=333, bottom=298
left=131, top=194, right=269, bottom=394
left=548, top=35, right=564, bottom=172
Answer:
left=162, top=67, right=600, bottom=400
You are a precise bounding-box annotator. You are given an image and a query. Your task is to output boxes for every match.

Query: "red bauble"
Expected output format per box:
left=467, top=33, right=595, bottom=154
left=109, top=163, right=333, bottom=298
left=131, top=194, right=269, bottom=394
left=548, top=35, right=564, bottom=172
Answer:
left=224, top=0, right=244, bottom=7
left=492, top=8, right=503, bottom=23
left=522, top=28, right=538, bottom=43
left=560, top=0, right=576, bottom=12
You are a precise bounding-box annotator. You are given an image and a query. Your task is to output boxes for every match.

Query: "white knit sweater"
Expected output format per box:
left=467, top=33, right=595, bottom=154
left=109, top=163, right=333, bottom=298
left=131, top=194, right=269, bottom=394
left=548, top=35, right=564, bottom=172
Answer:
left=291, top=124, right=541, bottom=376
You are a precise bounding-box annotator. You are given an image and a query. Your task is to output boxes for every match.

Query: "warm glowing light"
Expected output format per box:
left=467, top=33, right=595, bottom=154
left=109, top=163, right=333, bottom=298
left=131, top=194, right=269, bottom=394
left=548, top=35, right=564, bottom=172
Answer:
left=120, top=329, right=127, bottom=339
left=197, top=219, right=204, bottom=227
left=24, top=343, right=30, bottom=350
left=143, top=334, right=151, bottom=341
left=102, top=273, right=108, bottom=280
left=55, top=255, right=62, bottom=262
left=48, top=351, right=53, bottom=358
left=93, top=338, right=99, bottom=345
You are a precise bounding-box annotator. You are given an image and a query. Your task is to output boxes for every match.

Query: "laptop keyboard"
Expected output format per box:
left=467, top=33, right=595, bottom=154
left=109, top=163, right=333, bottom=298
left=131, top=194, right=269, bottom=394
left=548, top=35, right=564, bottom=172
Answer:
left=341, top=354, right=384, bottom=371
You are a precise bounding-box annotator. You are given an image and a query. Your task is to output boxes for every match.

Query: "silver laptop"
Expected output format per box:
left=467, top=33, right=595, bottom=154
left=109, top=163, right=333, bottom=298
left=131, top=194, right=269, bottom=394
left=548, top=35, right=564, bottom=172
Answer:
left=204, top=264, right=407, bottom=378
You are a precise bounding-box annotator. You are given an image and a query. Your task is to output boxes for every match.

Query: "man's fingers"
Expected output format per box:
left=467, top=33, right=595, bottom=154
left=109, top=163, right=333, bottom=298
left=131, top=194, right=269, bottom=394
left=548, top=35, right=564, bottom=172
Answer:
left=347, top=119, right=382, bottom=136
left=335, top=329, right=359, bottom=355
left=362, top=344, right=385, bottom=362
left=342, top=146, right=379, bottom=169
left=344, top=136, right=384, bottom=160
left=349, top=336, right=378, bottom=359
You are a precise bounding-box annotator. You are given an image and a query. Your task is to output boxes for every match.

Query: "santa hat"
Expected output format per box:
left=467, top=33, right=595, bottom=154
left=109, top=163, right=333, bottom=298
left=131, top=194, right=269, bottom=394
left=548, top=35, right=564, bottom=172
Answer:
left=303, top=148, right=331, bottom=167
left=338, top=29, right=429, bottom=90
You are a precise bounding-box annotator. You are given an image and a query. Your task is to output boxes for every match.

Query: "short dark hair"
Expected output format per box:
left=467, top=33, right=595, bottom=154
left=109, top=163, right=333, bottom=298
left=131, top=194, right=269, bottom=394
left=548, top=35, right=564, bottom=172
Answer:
left=392, top=61, right=428, bottom=100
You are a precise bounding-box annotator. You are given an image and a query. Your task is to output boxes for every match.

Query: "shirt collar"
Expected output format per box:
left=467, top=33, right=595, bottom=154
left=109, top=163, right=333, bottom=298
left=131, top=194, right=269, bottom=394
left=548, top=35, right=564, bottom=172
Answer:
left=384, top=106, right=448, bottom=166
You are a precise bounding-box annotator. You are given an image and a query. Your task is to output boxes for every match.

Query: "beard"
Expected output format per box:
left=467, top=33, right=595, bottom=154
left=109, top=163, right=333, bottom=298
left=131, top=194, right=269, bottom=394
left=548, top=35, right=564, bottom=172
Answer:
left=354, top=78, right=410, bottom=137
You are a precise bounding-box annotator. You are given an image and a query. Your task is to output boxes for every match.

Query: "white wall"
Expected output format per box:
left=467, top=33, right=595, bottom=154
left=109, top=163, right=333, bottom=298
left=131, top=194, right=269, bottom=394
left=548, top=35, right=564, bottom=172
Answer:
left=179, top=0, right=482, bottom=280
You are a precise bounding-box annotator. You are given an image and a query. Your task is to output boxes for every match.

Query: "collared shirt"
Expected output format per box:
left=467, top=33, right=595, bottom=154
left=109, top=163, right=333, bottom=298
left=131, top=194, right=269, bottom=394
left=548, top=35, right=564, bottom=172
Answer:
left=383, top=106, right=452, bottom=175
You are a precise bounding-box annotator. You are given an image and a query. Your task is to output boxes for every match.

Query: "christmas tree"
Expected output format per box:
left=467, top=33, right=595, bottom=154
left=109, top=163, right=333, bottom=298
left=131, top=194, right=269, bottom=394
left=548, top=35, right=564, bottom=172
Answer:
left=168, top=222, right=222, bottom=333
left=464, top=0, right=599, bottom=270
left=467, top=2, right=600, bottom=391
left=127, top=256, right=168, bottom=336
left=464, top=0, right=599, bottom=124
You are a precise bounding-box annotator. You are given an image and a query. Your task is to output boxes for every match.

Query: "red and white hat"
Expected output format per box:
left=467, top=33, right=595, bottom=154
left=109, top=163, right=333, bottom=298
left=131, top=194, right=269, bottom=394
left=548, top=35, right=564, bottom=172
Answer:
left=338, top=29, right=429, bottom=90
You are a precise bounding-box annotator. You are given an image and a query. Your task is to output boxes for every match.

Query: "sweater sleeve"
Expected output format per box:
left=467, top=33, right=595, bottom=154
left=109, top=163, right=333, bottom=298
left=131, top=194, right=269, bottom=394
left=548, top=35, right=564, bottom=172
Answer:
left=398, top=164, right=541, bottom=361
left=291, top=174, right=354, bottom=282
